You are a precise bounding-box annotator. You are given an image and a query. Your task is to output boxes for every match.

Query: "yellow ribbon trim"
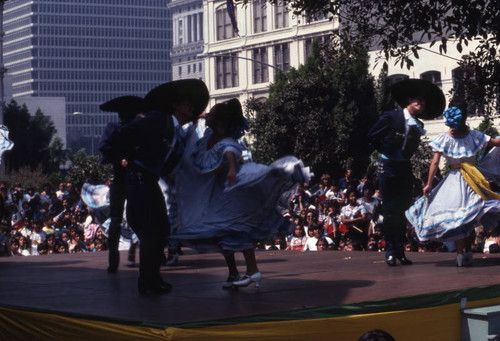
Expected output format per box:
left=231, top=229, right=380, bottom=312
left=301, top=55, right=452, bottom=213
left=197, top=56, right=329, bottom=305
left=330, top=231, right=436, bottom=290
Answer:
left=4, top=296, right=500, bottom=341
left=450, top=162, right=500, bottom=200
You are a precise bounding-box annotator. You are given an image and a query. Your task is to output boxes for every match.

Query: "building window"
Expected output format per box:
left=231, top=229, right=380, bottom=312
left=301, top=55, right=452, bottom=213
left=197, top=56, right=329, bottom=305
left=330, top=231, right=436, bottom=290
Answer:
left=274, top=43, right=290, bottom=73
left=452, top=66, right=478, bottom=115
left=188, top=65, right=191, bottom=74
left=452, top=66, right=475, bottom=95
left=187, top=15, right=192, bottom=43
left=216, top=53, right=239, bottom=89
left=253, top=0, right=267, bottom=33
left=198, top=13, right=203, bottom=41
left=252, top=47, right=268, bottom=84
left=304, top=36, right=331, bottom=59
left=216, top=7, right=237, bottom=40
left=388, top=74, right=409, bottom=85
left=193, top=14, right=198, bottom=41
left=178, top=19, right=183, bottom=45
left=178, top=66, right=182, bottom=76
left=274, top=1, right=289, bottom=29
left=305, top=11, right=326, bottom=23
left=420, top=70, right=442, bottom=87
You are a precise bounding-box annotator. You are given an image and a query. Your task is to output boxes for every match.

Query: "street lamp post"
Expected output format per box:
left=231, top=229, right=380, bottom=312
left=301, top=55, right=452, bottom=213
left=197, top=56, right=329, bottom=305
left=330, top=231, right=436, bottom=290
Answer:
left=72, top=112, right=95, bottom=155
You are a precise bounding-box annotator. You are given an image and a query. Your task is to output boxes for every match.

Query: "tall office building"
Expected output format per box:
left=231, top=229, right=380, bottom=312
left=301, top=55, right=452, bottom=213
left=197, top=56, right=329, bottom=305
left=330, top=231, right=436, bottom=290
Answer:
left=169, top=0, right=204, bottom=81
left=3, top=0, right=172, bottom=153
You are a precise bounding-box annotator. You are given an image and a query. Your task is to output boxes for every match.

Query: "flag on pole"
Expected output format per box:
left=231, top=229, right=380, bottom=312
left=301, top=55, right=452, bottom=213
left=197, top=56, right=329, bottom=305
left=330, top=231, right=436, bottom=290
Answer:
left=0, top=125, right=14, bottom=164
left=226, top=0, right=239, bottom=36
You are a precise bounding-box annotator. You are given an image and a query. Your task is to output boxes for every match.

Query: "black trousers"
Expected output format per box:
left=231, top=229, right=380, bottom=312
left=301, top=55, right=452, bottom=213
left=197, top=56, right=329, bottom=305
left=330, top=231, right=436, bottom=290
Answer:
left=108, top=172, right=126, bottom=254
left=126, top=165, right=169, bottom=286
left=378, top=159, right=413, bottom=256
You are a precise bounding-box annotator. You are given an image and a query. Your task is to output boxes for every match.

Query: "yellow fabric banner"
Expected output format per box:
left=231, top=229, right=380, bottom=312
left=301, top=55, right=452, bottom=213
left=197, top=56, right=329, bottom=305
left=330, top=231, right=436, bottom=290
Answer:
left=3, top=297, right=500, bottom=341
left=451, top=162, right=500, bottom=200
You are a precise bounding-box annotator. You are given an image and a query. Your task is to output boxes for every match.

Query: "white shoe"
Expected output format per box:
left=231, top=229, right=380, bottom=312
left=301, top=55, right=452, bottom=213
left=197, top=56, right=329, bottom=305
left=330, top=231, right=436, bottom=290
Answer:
left=233, top=272, right=262, bottom=288
left=457, top=254, right=464, bottom=267
left=166, top=253, right=179, bottom=266
left=126, top=254, right=136, bottom=267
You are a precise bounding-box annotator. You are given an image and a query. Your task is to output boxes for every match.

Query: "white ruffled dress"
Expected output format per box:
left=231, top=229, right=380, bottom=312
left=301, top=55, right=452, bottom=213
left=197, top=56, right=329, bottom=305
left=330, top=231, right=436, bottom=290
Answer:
left=168, top=126, right=310, bottom=252
left=406, top=130, right=500, bottom=242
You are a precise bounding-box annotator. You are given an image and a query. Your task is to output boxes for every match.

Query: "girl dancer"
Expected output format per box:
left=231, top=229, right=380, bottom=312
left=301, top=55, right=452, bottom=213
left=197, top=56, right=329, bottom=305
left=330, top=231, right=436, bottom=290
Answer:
left=169, top=98, right=310, bottom=288
left=406, top=98, right=500, bottom=266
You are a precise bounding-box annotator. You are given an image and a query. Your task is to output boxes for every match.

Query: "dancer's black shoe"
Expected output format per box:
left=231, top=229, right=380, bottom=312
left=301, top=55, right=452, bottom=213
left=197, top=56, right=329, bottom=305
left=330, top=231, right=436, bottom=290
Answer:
left=138, top=278, right=172, bottom=295
left=386, top=255, right=397, bottom=266
left=396, top=255, right=413, bottom=265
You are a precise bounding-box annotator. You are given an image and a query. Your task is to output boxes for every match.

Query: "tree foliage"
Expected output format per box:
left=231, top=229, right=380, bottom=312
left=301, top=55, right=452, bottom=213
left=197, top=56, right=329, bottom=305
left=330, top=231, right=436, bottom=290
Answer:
left=64, top=149, right=111, bottom=188
left=476, top=116, right=500, bottom=138
left=3, top=100, right=70, bottom=174
left=247, top=40, right=377, bottom=179
left=258, top=0, right=499, bottom=67
left=3, top=101, right=54, bottom=173
left=248, top=0, right=500, bottom=116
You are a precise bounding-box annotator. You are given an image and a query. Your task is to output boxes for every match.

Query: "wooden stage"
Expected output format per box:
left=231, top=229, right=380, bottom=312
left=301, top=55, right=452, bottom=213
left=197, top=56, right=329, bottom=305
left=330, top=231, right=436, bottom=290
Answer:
left=1, top=250, right=500, bottom=339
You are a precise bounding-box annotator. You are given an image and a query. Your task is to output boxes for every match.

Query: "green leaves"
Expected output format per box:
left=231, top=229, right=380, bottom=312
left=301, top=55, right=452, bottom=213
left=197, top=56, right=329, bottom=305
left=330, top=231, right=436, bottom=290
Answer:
left=3, top=100, right=56, bottom=173
left=65, top=149, right=111, bottom=188
left=248, top=39, right=378, bottom=179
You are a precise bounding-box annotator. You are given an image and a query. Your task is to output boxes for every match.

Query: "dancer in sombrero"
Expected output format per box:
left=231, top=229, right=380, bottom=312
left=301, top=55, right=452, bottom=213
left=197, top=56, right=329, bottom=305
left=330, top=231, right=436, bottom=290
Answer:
left=368, top=79, right=446, bottom=266
left=119, top=79, right=209, bottom=294
left=406, top=97, right=500, bottom=266
left=99, top=95, right=145, bottom=273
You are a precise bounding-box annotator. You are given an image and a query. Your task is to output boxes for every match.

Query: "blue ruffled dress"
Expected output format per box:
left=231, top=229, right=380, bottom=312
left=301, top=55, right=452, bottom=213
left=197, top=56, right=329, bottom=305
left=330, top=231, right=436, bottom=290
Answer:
left=406, top=130, right=500, bottom=242
left=168, top=126, right=310, bottom=252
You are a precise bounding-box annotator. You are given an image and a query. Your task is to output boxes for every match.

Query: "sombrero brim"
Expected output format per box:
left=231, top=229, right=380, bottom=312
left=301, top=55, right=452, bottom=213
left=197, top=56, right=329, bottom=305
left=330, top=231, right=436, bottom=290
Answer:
left=145, top=79, right=209, bottom=116
left=100, top=96, right=145, bottom=115
left=391, top=79, right=445, bottom=120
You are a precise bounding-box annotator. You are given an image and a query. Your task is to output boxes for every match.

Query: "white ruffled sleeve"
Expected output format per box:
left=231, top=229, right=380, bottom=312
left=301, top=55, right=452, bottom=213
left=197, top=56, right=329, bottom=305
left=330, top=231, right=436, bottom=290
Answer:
left=429, top=133, right=450, bottom=153
left=429, top=130, right=490, bottom=160
left=192, top=137, right=243, bottom=174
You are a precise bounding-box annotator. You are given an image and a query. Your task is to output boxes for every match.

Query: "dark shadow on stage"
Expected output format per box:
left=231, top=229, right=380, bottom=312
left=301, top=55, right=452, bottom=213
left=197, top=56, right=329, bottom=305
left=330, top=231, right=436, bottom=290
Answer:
left=2, top=251, right=500, bottom=326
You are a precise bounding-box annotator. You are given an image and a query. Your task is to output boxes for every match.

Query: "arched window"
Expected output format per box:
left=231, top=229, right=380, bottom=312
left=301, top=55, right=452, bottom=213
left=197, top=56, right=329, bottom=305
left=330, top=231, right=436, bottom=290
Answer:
left=420, top=71, right=441, bottom=87
left=388, top=74, right=409, bottom=85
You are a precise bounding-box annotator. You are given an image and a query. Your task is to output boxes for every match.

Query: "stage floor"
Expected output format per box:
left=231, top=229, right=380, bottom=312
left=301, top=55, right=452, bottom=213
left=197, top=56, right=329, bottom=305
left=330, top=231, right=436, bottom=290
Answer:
left=1, top=250, right=500, bottom=326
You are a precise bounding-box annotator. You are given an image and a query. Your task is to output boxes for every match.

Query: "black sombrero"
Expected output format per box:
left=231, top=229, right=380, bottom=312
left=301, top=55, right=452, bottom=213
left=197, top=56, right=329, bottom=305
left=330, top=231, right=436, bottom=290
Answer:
left=100, top=96, right=145, bottom=117
left=145, top=79, right=209, bottom=117
left=391, top=79, right=446, bottom=120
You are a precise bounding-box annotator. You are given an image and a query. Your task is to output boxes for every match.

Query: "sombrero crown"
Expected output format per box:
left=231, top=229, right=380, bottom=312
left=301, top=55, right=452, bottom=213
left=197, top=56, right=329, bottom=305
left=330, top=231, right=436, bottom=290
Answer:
left=391, top=79, right=445, bottom=120
left=145, top=79, right=209, bottom=116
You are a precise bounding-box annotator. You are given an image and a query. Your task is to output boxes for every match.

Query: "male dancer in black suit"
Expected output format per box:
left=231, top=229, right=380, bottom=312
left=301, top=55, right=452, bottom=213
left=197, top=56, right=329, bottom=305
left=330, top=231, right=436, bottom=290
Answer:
left=368, top=79, right=445, bottom=266
left=98, top=96, right=145, bottom=273
left=120, top=79, right=209, bottom=294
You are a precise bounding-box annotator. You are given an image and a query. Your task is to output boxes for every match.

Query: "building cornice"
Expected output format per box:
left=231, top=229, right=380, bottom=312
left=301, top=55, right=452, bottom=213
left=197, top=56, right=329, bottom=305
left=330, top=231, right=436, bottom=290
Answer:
left=168, top=0, right=202, bottom=10
left=171, top=41, right=204, bottom=57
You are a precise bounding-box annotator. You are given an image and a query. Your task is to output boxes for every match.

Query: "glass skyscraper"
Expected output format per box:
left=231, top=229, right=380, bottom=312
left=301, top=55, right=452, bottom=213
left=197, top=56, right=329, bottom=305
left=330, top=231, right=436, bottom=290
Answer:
left=3, top=0, right=172, bottom=152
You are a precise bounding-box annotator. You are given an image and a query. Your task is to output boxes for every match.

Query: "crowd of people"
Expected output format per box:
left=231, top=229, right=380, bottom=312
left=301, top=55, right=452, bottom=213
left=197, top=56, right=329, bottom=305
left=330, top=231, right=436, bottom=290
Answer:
left=1, top=78, right=499, bottom=282
left=1, top=169, right=499, bottom=259
left=259, top=169, right=500, bottom=255
left=0, top=181, right=112, bottom=258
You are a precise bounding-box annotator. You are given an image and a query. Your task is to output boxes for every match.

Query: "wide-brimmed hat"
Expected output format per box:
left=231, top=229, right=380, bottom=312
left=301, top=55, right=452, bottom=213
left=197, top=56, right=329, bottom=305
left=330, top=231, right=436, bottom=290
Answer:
left=100, top=96, right=145, bottom=119
left=145, top=79, right=209, bottom=117
left=391, top=79, right=445, bottom=120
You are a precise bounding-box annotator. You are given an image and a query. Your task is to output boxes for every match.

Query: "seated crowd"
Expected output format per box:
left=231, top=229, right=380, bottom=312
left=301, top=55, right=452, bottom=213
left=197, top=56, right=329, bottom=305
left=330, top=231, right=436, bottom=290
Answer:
left=0, top=182, right=108, bottom=257
left=260, top=170, right=500, bottom=255
left=1, top=168, right=498, bottom=257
